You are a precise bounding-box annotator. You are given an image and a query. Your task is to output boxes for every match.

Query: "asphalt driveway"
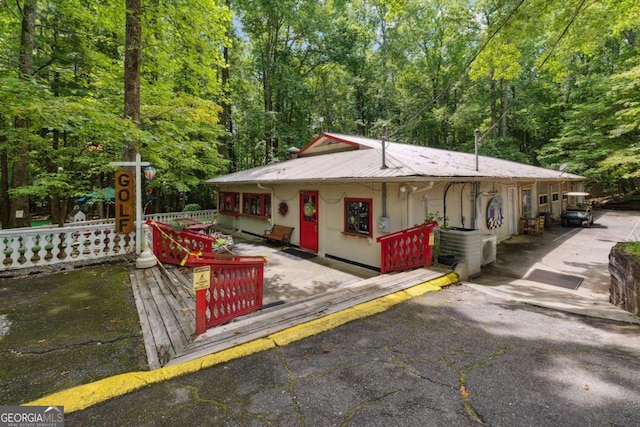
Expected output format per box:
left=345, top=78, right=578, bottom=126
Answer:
left=67, top=284, right=640, bottom=426
left=30, top=210, right=640, bottom=424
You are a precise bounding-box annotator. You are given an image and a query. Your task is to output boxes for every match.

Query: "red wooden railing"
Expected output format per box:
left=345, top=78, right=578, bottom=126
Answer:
left=147, top=219, right=219, bottom=266
left=376, top=221, right=437, bottom=274
left=185, top=253, right=265, bottom=333
left=148, top=220, right=266, bottom=333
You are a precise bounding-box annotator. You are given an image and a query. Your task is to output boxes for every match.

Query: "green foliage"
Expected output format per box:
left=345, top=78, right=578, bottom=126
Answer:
left=617, top=242, right=640, bottom=261
left=183, top=203, right=202, bottom=212
left=0, top=0, right=231, bottom=220
left=1, top=0, right=639, bottom=225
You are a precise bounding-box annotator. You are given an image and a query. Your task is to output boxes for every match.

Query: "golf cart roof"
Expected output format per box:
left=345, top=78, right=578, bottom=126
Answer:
left=564, top=192, right=590, bottom=197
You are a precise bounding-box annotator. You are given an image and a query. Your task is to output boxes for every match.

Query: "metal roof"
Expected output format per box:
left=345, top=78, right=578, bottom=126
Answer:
left=204, top=133, right=584, bottom=185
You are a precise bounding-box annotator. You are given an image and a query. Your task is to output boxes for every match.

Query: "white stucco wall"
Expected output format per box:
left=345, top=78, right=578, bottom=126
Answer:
left=214, top=178, right=568, bottom=269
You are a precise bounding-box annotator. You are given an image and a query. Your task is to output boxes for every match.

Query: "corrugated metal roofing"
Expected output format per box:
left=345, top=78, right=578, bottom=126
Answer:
left=204, top=133, right=584, bottom=185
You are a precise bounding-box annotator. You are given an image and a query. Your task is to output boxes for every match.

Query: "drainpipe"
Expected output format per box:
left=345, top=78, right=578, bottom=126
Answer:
left=443, top=183, right=452, bottom=228
left=472, top=182, right=480, bottom=229
left=460, top=183, right=466, bottom=228
left=382, top=183, right=387, bottom=217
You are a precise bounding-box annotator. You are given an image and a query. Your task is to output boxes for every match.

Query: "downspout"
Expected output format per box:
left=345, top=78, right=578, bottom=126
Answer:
left=443, top=183, right=452, bottom=228
left=460, top=183, right=466, bottom=228
left=382, top=183, right=387, bottom=217
left=473, top=182, right=480, bottom=229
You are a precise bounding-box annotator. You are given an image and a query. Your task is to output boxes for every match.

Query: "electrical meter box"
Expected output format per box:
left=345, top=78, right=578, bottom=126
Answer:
left=378, top=216, right=391, bottom=233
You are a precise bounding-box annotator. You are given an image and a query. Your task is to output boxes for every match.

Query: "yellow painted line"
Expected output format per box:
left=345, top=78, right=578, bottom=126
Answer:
left=270, top=307, right=362, bottom=346
left=25, top=272, right=458, bottom=413
left=25, top=338, right=276, bottom=413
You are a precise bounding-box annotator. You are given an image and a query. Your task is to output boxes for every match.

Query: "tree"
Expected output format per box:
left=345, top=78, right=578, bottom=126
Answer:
left=8, top=0, right=37, bottom=228
left=124, top=0, right=141, bottom=162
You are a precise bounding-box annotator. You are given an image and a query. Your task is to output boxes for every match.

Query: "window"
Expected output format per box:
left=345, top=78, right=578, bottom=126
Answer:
left=552, top=193, right=559, bottom=202
left=242, top=193, right=271, bottom=218
left=344, top=198, right=372, bottom=237
left=220, top=192, right=240, bottom=215
left=539, top=195, right=548, bottom=205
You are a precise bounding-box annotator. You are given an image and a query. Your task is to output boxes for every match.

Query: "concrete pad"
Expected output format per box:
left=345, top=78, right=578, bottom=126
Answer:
left=470, top=210, right=640, bottom=324
left=230, top=237, right=379, bottom=305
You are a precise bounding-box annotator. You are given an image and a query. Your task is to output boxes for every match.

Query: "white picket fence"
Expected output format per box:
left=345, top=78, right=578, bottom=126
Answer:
left=0, top=210, right=217, bottom=274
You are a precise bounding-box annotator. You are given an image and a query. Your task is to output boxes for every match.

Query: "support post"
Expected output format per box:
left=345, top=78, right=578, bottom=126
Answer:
left=110, top=153, right=156, bottom=268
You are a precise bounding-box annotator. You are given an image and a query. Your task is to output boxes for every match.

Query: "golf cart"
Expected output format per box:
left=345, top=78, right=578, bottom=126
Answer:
left=561, top=192, right=594, bottom=227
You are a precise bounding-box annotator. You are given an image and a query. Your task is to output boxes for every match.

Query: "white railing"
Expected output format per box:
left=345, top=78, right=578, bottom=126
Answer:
left=1, top=224, right=135, bottom=272
left=145, top=209, right=216, bottom=224
left=0, top=210, right=217, bottom=273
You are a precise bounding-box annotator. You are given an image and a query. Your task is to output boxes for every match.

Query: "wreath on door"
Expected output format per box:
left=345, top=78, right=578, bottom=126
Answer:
left=278, top=202, right=289, bottom=216
left=303, top=202, right=315, bottom=217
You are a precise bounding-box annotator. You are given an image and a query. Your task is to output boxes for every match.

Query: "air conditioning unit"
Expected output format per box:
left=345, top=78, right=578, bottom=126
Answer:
left=440, top=228, right=483, bottom=276
left=482, top=235, right=497, bottom=265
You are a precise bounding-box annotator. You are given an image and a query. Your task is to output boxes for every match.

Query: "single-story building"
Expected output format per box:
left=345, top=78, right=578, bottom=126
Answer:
left=204, top=133, right=585, bottom=274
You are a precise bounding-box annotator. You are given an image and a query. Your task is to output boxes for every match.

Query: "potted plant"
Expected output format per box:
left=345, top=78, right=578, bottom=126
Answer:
left=427, top=212, right=458, bottom=267
left=437, top=251, right=458, bottom=267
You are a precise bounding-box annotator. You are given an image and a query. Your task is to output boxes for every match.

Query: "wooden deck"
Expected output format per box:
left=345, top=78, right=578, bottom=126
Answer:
left=129, top=264, right=196, bottom=369
left=130, top=264, right=452, bottom=369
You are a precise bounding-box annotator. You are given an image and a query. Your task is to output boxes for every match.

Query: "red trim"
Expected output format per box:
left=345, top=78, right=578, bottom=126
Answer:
left=341, top=231, right=371, bottom=239
left=242, top=193, right=271, bottom=218
left=344, top=197, right=373, bottom=238
left=297, top=134, right=325, bottom=155
left=219, top=192, right=240, bottom=215
left=322, top=133, right=363, bottom=147
left=297, top=133, right=361, bottom=156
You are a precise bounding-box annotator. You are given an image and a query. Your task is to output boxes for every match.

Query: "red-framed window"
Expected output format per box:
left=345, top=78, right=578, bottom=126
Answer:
left=242, top=193, right=271, bottom=218
left=220, top=192, right=240, bottom=216
left=344, top=198, right=372, bottom=237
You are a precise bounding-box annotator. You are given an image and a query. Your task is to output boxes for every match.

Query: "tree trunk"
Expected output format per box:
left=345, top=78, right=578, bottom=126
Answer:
left=221, top=38, right=236, bottom=172
left=0, top=117, right=9, bottom=228
left=501, top=80, right=509, bottom=138
left=124, top=0, right=142, bottom=161
left=11, top=0, right=37, bottom=228
left=490, top=79, right=498, bottom=138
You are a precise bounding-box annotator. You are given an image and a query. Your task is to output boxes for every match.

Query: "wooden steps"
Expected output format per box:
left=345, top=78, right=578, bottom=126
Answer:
left=130, top=264, right=453, bottom=369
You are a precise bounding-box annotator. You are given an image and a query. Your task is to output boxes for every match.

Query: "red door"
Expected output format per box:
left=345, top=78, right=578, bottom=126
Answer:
left=300, top=191, right=319, bottom=252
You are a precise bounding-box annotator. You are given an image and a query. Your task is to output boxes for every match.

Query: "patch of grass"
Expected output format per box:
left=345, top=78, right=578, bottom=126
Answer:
left=617, top=242, right=640, bottom=261
left=0, top=264, right=148, bottom=405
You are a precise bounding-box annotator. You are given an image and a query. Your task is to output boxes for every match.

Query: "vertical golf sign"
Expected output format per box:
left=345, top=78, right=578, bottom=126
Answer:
left=115, top=170, right=134, bottom=234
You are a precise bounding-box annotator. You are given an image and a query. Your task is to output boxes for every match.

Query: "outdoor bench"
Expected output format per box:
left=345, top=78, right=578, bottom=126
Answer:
left=263, top=224, right=294, bottom=245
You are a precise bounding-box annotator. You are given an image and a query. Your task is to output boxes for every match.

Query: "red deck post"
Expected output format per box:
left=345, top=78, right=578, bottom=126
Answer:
left=195, top=289, right=207, bottom=335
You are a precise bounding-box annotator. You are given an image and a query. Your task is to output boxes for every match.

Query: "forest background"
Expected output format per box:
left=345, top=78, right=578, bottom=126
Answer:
left=1, top=0, right=638, bottom=228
